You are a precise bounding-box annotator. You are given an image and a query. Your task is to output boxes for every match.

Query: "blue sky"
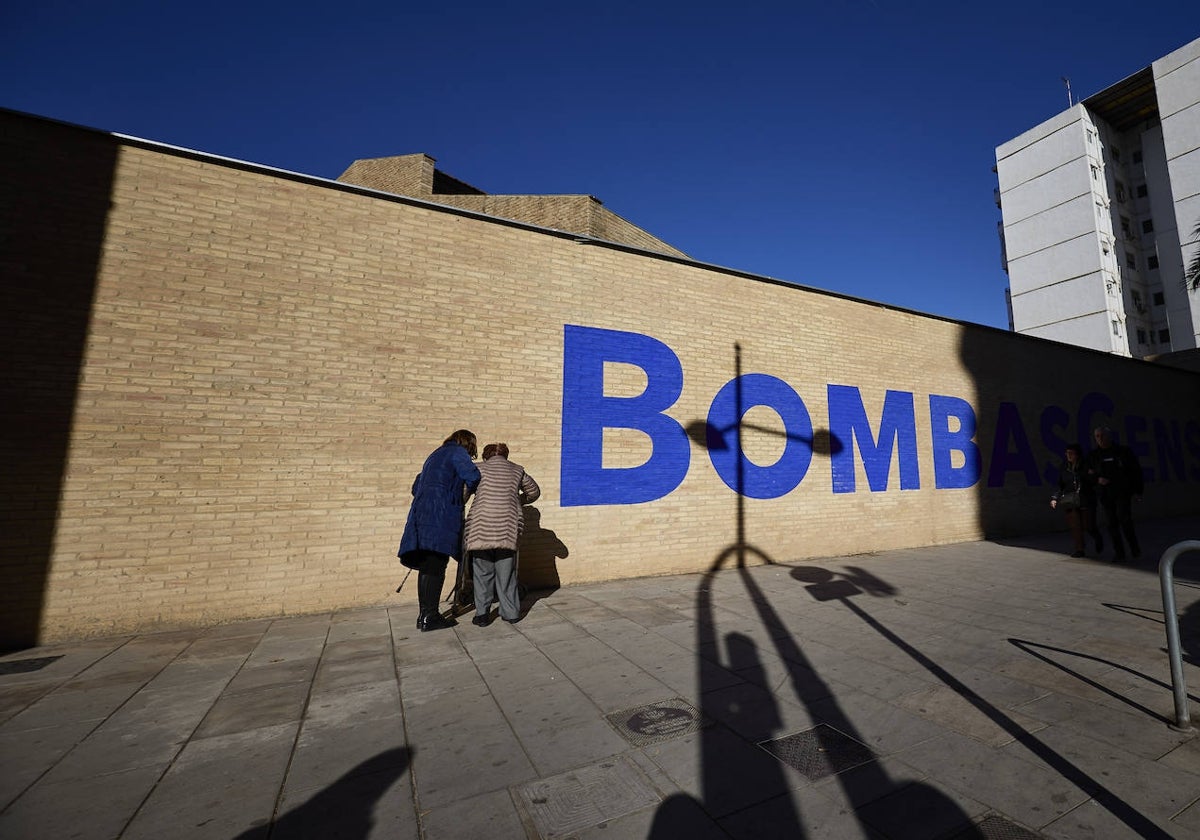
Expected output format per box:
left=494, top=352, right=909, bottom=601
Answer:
left=3, top=2, right=1196, bottom=330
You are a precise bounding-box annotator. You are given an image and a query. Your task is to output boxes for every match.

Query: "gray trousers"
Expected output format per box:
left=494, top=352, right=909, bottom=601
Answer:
left=471, top=550, right=520, bottom=620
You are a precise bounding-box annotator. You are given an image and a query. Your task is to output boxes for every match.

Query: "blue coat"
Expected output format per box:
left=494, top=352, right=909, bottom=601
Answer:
left=398, top=443, right=481, bottom=563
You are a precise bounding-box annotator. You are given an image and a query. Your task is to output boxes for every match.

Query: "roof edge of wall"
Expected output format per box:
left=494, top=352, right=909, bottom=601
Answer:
left=11, top=106, right=1190, bottom=373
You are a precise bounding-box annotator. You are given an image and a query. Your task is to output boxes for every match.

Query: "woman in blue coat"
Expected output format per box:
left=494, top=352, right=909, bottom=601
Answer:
left=399, top=429, right=480, bottom=631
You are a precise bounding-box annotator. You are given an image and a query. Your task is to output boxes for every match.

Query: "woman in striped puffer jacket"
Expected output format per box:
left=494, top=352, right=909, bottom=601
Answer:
left=463, top=443, right=541, bottom=625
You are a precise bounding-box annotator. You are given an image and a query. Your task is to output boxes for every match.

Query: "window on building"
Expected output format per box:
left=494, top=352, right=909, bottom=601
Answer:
left=1121, top=216, right=1132, bottom=236
left=1136, top=184, right=1148, bottom=198
left=1142, top=218, right=1154, bottom=234
left=1159, top=328, right=1171, bottom=343
left=1125, top=252, right=1136, bottom=269
left=1153, top=291, right=1164, bottom=306
left=1116, top=182, right=1127, bottom=202
left=1132, top=290, right=1145, bottom=312
left=1112, top=320, right=1121, bottom=336
left=1133, top=149, right=1143, bottom=164
left=1149, top=255, right=1159, bottom=270
left=1112, top=146, right=1122, bottom=161
left=1137, top=328, right=1147, bottom=344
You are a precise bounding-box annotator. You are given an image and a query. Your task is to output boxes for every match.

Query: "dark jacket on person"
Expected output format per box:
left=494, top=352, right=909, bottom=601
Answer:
left=398, top=442, right=480, bottom=564
left=1054, top=460, right=1095, bottom=509
left=1085, top=443, right=1144, bottom=500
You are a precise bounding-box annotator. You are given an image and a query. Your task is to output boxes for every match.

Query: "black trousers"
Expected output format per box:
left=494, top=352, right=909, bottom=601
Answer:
left=1096, top=493, right=1139, bottom=557
left=1063, top=507, right=1099, bottom=553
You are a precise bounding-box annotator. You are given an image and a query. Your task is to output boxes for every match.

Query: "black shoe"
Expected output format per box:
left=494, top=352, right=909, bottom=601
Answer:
left=418, top=612, right=456, bottom=632
left=501, top=616, right=521, bottom=624
left=416, top=570, right=449, bottom=631
left=472, top=614, right=490, bottom=627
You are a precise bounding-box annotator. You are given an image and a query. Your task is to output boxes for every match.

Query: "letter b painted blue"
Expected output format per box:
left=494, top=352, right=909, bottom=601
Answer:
left=561, top=325, right=689, bottom=506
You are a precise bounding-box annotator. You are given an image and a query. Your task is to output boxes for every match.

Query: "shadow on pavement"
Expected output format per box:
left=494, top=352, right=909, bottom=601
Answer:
left=1010, top=638, right=1200, bottom=717
left=813, top=567, right=1174, bottom=839
left=1103, top=602, right=1164, bottom=625
left=233, top=747, right=411, bottom=840
left=992, top=518, right=1200, bottom=583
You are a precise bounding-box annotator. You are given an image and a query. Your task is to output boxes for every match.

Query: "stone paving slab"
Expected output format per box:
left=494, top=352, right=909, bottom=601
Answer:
left=423, top=787, right=524, bottom=840
left=0, top=718, right=99, bottom=808
left=283, top=712, right=407, bottom=795
left=895, top=683, right=1048, bottom=747
left=0, top=763, right=165, bottom=840
left=2, top=519, right=1199, bottom=839
left=272, top=765, right=418, bottom=840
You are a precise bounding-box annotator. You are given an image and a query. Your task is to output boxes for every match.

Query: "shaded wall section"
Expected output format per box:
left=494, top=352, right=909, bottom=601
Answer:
left=960, top=326, right=1200, bottom=539
left=0, top=112, right=116, bottom=650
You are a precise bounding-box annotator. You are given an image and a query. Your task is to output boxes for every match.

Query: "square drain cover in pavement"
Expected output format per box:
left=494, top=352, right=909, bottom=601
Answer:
left=606, top=697, right=711, bottom=747
left=759, top=723, right=875, bottom=780
left=0, top=656, right=62, bottom=676
left=950, top=815, right=1045, bottom=839
left=514, top=756, right=660, bottom=838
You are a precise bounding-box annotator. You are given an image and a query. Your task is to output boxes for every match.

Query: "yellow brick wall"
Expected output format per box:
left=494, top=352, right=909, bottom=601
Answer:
left=428, top=194, right=689, bottom=257
left=337, top=154, right=434, bottom=197
left=336, top=156, right=688, bottom=257
left=3, top=110, right=1199, bottom=645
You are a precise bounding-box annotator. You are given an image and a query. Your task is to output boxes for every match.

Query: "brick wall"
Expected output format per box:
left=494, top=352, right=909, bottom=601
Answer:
left=337, top=154, right=688, bottom=257
left=337, top=154, right=439, bottom=198
left=4, top=109, right=1199, bottom=646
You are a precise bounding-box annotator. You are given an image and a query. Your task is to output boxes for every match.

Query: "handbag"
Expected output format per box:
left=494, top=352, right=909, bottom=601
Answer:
left=1057, top=490, right=1081, bottom=511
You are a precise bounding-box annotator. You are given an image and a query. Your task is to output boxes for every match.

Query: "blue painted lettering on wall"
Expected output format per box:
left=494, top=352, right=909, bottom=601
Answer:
left=560, top=325, right=689, bottom=506
left=1038, top=404, right=1072, bottom=486
left=829, top=385, right=920, bottom=493
left=706, top=373, right=813, bottom=498
left=988, top=402, right=1040, bottom=488
left=929, top=394, right=981, bottom=490
left=560, top=324, right=1200, bottom=506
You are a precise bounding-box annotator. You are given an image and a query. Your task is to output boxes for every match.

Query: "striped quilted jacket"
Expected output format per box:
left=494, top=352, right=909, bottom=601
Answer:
left=464, top=456, right=541, bottom=553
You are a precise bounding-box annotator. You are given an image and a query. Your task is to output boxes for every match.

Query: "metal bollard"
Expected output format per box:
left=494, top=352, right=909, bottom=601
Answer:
left=1159, top=540, right=1200, bottom=732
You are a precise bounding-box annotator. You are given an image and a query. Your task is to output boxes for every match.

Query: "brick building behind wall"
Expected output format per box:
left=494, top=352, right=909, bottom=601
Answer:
left=336, top=152, right=688, bottom=258
left=3, top=109, right=1199, bottom=647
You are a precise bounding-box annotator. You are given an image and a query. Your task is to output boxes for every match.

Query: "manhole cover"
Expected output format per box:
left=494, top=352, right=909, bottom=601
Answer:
left=606, top=698, right=711, bottom=747
left=950, top=814, right=1045, bottom=839
left=0, top=656, right=62, bottom=676
left=759, top=723, right=875, bottom=780
left=514, top=756, right=660, bottom=838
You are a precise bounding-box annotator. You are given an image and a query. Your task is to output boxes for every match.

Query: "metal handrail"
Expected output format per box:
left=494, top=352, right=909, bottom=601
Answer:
left=1159, top=540, right=1200, bottom=732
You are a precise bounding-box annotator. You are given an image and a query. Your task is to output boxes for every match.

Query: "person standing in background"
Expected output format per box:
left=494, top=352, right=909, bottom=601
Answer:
left=1085, top=426, right=1144, bottom=562
left=1050, top=443, right=1101, bottom=558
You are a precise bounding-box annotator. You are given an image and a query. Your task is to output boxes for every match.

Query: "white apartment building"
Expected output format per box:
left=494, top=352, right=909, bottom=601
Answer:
left=995, top=36, right=1200, bottom=358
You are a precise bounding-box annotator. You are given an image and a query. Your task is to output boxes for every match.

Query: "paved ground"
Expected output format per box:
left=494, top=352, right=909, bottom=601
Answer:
left=3, top=517, right=1200, bottom=840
